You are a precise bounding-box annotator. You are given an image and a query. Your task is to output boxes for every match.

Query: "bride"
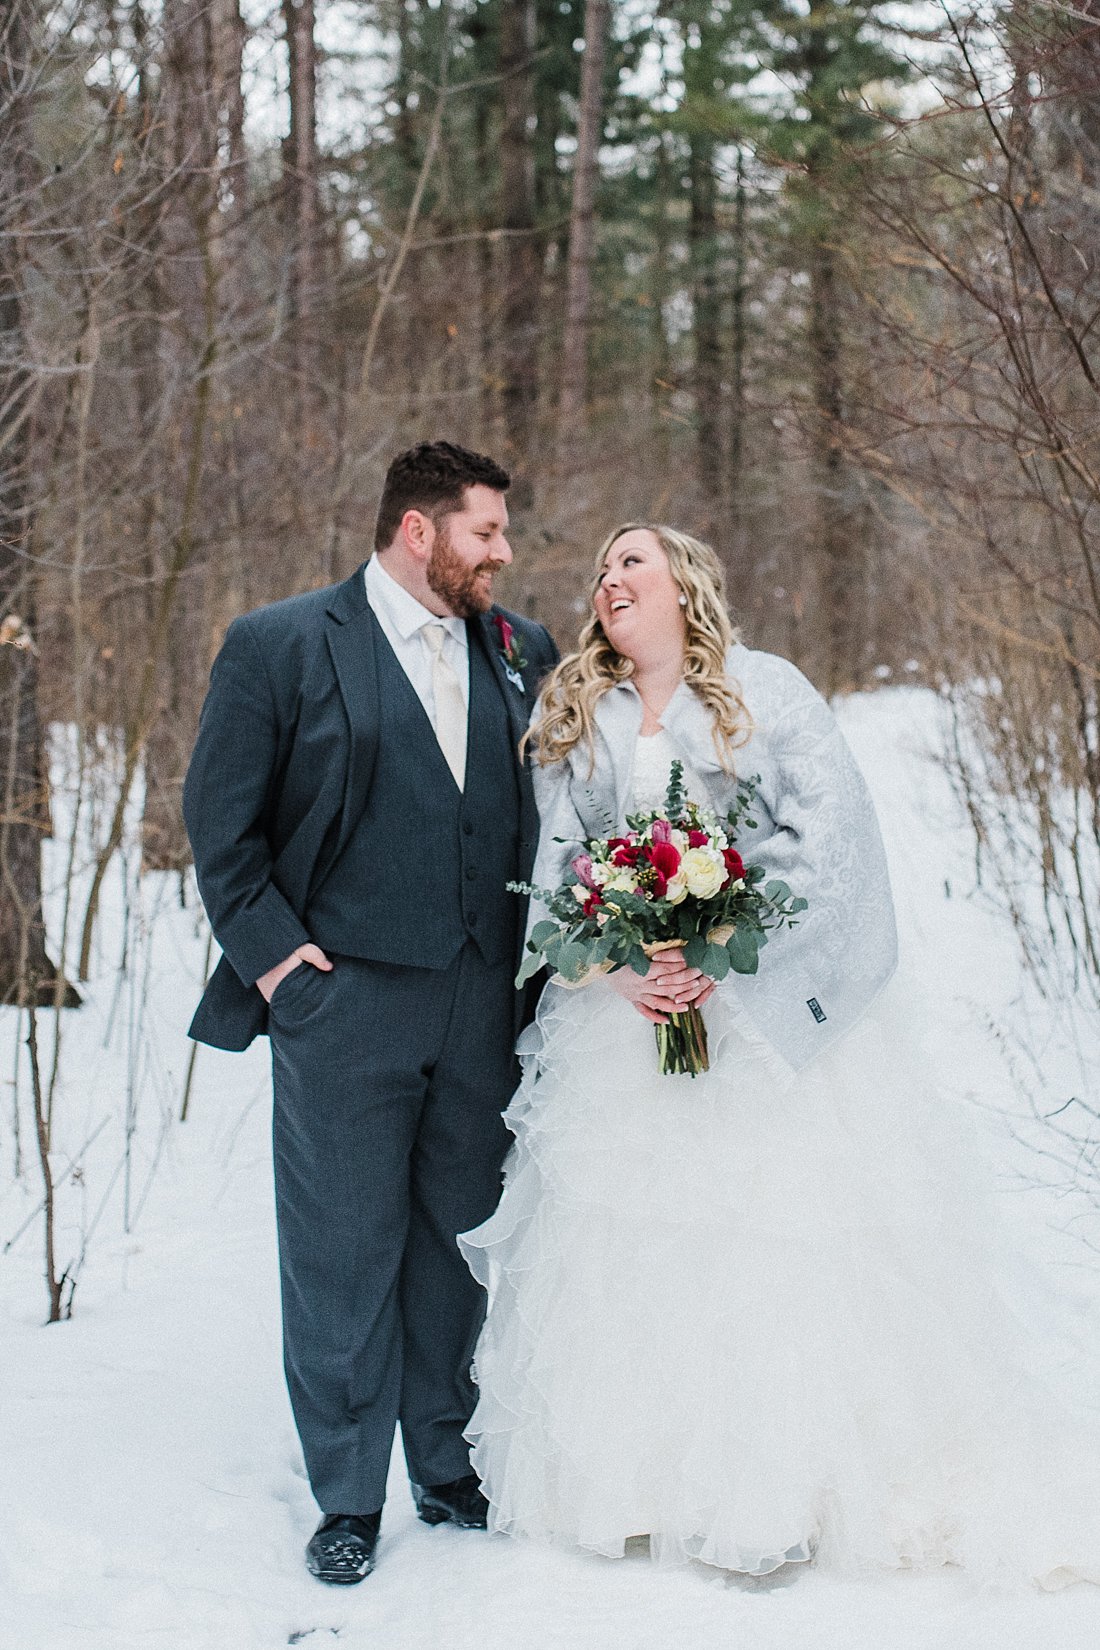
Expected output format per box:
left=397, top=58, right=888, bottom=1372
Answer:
left=460, top=522, right=1100, bottom=1587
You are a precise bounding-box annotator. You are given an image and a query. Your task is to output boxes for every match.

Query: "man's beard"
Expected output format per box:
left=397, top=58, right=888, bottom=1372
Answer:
left=426, top=526, right=498, bottom=618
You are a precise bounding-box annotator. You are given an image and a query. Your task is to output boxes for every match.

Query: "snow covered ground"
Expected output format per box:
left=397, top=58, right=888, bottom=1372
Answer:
left=2, top=689, right=1099, bottom=1650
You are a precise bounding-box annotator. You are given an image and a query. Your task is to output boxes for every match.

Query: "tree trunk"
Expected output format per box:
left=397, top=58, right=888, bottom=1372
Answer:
left=221, top=0, right=250, bottom=232
left=727, top=147, right=748, bottom=536
left=471, top=78, right=498, bottom=447
left=139, top=0, right=222, bottom=872
left=689, top=126, right=724, bottom=535
left=649, top=128, right=673, bottom=468
left=807, top=234, right=858, bottom=694
left=556, top=0, right=610, bottom=468
left=394, top=0, right=418, bottom=183
left=800, top=0, right=858, bottom=693
left=0, top=0, right=75, bottom=1007
left=1051, top=0, right=1100, bottom=180
left=282, top=0, right=322, bottom=429
left=141, top=625, right=193, bottom=876
left=498, top=0, right=539, bottom=503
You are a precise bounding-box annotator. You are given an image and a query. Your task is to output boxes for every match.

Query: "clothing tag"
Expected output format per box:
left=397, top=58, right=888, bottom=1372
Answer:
left=807, top=997, right=827, bottom=1024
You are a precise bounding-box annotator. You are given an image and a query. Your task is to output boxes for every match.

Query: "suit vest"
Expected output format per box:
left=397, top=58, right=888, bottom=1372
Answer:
left=306, top=614, right=522, bottom=969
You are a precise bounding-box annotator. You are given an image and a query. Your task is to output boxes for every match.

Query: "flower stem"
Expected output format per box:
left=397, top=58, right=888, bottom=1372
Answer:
left=654, top=1004, right=709, bottom=1077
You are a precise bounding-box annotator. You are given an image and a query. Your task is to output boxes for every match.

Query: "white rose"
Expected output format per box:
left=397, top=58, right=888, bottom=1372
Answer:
left=665, top=874, right=688, bottom=905
left=680, top=847, right=726, bottom=899
left=571, top=883, right=590, bottom=906
left=671, top=829, right=689, bottom=852
left=606, top=870, right=639, bottom=895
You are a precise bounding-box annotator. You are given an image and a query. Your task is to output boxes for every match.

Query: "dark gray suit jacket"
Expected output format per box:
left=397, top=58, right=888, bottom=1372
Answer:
left=183, top=564, right=558, bottom=1052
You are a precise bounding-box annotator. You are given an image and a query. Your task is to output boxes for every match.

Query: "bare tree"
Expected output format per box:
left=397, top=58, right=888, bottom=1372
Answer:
left=282, top=0, right=323, bottom=434
left=847, top=0, right=1100, bottom=998
left=556, top=0, right=610, bottom=468
left=82, top=0, right=228, bottom=953
left=498, top=0, right=539, bottom=503
left=0, top=0, right=71, bottom=1008
left=806, top=227, right=855, bottom=694
left=727, top=145, right=748, bottom=534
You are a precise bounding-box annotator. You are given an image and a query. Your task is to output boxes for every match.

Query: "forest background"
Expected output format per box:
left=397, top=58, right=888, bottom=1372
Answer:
left=0, top=0, right=1098, bottom=1322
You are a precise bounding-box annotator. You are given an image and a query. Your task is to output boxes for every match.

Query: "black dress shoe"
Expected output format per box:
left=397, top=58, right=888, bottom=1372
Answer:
left=305, top=1511, right=382, bottom=1584
left=411, top=1474, right=490, bottom=1529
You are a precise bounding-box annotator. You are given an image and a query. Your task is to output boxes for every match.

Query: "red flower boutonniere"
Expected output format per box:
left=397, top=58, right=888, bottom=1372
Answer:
left=492, top=612, right=528, bottom=689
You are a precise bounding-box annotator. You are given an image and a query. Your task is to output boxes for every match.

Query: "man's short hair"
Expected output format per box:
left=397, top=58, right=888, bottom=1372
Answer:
left=374, top=441, right=511, bottom=552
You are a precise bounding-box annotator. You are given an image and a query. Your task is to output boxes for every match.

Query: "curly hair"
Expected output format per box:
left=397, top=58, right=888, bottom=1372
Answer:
left=529, top=523, right=753, bottom=772
left=374, top=440, right=510, bottom=552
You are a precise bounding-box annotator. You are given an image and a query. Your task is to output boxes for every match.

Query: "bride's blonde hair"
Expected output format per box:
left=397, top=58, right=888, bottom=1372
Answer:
left=528, top=523, right=753, bottom=772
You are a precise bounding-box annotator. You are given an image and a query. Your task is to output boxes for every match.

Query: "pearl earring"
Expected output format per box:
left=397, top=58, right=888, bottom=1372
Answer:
left=678, top=594, right=688, bottom=607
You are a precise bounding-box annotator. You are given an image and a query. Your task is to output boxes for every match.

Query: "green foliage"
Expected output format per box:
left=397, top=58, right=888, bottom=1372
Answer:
left=726, top=925, right=760, bottom=973
left=508, top=770, right=807, bottom=990
left=664, top=757, right=686, bottom=820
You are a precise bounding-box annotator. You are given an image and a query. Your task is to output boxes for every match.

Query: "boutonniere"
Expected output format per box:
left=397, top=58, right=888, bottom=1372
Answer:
left=492, top=612, right=527, bottom=692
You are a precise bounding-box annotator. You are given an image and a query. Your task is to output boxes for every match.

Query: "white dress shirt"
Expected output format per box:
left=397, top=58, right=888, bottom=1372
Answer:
left=364, top=555, right=470, bottom=724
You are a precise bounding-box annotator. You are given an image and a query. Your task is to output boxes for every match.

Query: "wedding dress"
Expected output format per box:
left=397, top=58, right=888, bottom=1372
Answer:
left=460, top=729, right=1100, bottom=1586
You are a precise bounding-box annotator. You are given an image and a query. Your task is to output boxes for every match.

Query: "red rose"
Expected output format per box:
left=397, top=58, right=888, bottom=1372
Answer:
left=647, top=841, right=681, bottom=880
left=688, top=828, right=709, bottom=848
left=493, top=613, right=514, bottom=652
left=651, top=871, right=668, bottom=899
left=612, top=844, right=642, bottom=867
left=582, top=890, right=603, bottom=918
left=722, top=847, right=745, bottom=884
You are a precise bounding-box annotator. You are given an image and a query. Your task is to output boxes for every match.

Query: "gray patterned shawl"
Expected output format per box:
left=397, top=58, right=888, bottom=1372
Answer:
left=527, top=643, right=898, bottom=1071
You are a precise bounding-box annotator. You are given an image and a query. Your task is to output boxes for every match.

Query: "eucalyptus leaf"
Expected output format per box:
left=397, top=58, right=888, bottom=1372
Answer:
left=529, top=920, right=560, bottom=948
left=556, top=941, right=589, bottom=982
left=726, top=927, right=760, bottom=974
left=515, top=950, right=545, bottom=988
left=703, top=943, right=731, bottom=980
left=607, top=890, right=649, bottom=916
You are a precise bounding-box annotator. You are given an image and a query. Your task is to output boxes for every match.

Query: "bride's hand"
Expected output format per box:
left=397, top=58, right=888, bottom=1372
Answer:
left=610, top=953, right=716, bottom=1025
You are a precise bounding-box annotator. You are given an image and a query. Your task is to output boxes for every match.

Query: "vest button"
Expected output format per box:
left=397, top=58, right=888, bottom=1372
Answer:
left=465, top=866, right=476, bottom=881
left=467, top=911, right=479, bottom=926
left=463, top=822, right=474, bottom=836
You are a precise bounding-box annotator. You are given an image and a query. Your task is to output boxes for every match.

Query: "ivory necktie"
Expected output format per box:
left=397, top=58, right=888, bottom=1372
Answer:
left=423, top=622, right=467, bottom=790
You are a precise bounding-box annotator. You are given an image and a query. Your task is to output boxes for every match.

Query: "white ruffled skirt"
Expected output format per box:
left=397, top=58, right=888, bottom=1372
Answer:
left=459, top=977, right=1100, bottom=1586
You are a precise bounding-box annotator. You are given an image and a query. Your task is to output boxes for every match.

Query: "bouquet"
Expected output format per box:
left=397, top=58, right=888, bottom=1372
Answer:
left=510, top=761, right=807, bottom=1077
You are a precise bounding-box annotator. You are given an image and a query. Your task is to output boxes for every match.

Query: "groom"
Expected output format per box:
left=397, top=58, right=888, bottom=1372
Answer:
left=183, top=441, right=558, bottom=1583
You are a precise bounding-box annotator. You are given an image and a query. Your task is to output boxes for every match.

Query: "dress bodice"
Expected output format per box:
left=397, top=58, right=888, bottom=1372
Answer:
left=628, top=727, right=709, bottom=816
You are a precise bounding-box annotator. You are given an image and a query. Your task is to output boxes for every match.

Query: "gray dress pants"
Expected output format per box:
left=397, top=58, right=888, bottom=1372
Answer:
left=267, top=943, right=517, bottom=1513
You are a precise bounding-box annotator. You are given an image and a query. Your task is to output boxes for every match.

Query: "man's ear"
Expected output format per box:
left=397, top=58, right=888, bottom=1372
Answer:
left=400, top=507, right=434, bottom=562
